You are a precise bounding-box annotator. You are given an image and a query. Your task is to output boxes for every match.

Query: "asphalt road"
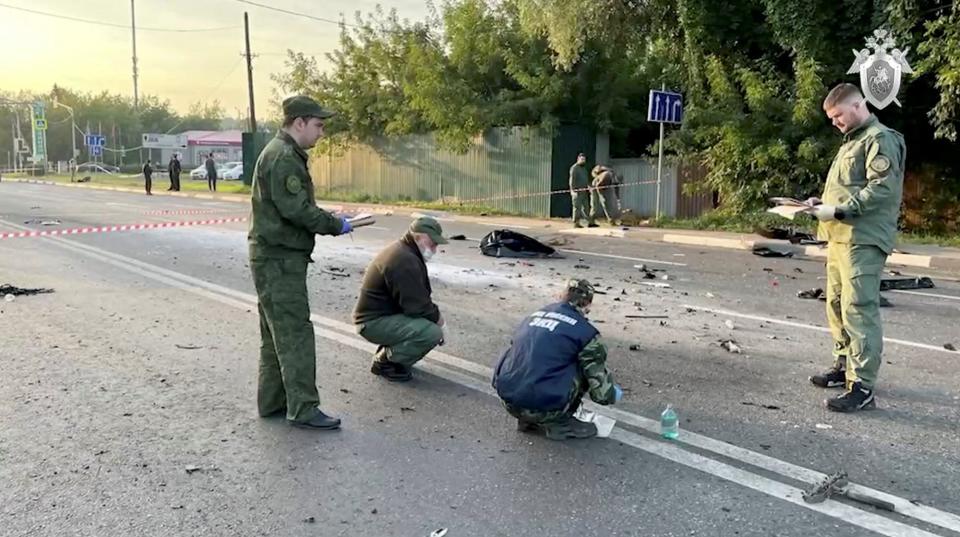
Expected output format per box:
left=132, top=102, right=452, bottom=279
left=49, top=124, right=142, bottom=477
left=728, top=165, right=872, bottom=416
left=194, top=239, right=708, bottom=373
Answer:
left=1, top=182, right=959, bottom=537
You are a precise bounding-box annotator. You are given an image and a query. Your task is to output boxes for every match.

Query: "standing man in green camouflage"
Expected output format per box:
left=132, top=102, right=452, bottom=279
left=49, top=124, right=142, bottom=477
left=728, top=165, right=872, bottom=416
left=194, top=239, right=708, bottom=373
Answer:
left=806, top=83, right=906, bottom=413
left=492, top=279, right=623, bottom=440
left=248, top=95, right=354, bottom=430
left=569, top=153, right=596, bottom=228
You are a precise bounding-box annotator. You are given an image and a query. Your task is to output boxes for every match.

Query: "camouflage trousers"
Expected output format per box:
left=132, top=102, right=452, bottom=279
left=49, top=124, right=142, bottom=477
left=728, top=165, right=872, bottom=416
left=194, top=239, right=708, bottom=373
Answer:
left=357, top=314, right=443, bottom=367
left=592, top=187, right=621, bottom=224
left=502, top=377, right=585, bottom=425
left=825, top=242, right=887, bottom=389
left=250, top=255, right=321, bottom=423
left=571, top=191, right=594, bottom=225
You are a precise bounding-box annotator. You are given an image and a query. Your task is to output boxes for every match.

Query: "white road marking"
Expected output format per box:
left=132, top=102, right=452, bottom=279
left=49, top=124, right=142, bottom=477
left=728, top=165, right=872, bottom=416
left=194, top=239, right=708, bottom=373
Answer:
left=682, top=304, right=959, bottom=355
left=891, top=289, right=960, bottom=302
left=7, top=216, right=959, bottom=535
left=558, top=249, right=688, bottom=267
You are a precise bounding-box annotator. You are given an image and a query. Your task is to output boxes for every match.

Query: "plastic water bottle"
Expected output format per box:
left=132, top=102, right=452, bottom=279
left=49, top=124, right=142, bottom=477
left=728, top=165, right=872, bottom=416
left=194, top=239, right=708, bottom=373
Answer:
left=660, top=405, right=679, bottom=439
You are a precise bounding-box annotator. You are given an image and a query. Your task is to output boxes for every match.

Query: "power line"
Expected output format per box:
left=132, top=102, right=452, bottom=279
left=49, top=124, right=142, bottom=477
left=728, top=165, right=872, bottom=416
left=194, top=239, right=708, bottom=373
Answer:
left=0, top=2, right=239, bottom=32
left=231, top=0, right=353, bottom=27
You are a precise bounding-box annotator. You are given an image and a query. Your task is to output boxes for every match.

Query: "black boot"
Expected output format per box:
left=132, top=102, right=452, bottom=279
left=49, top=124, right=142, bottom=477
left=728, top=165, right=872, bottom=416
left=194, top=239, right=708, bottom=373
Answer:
left=542, top=415, right=598, bottom=440
left=371, top=358, right=413, bottom=382
left=289, top=409, right=341, bottom=430
left=826, top=382, right=876, bottom=412
left=809, top=356, right=846, bottom=388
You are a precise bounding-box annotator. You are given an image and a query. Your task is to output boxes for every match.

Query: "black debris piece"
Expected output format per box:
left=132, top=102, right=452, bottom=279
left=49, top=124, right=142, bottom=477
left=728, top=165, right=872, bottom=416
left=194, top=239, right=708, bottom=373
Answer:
left=752, top=246, right=794, bottom=258
left=945, top=343, right=957, bottom=352
left=0, top=284, right=55, bottom=297
left=755, top=226, right=825, bottom=245
left=479, top=229, right=560, bottom=258
left=879, top=277, right=935, bottom=291
left=797, top=288, right=824, bottom=300
left=741, top=401, right=781, bottom=410
left=449, top=234, right=468, bottom=241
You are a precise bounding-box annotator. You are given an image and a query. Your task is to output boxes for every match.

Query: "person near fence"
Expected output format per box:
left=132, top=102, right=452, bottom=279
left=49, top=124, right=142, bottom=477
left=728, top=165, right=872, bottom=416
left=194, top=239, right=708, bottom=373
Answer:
left=591, top=164, right=622, bottom=225
left=205, top=153, right=218, bottom=192
left=492, top=279, right=622, bottom=440
left=168, top=154, right=182, bottom=191
left=142, top=160, right=153, bottom=196
left=353, top=217, right=448, bottom=383
left=804, top=82, right=906, bottom=413
left=569, top=153, right=597, bottom=228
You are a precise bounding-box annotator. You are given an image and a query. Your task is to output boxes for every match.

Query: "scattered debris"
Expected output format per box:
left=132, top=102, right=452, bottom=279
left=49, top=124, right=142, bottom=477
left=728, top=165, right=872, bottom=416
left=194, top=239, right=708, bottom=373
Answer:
left=175, top=344, right=204, bottom=350
left=705, top=292, right=716, bottom=298
left=321, top=269, right=350, bottom=278
left=0, top=284, right=55, bottom=297
left=628, top=345, right=641, bottom=351
left=23, top=219, right=62, bottom=226
left=449, top=234, right=468, bottom=241
left=400, top=406, right=416, bottom=412
left=752, top=246, right=794, bottom=258
left=625, top=315, right=668, bottom=319
left=719, top=340, right=742, bottom=354
left=762, top=267, right=774, bottom=272
left=303, top=517, right=316, bottom=524
left=639, top=282, right=671, bottom=289
left=184, top=465, right=203, bottom=474
left=3, top=294, right=12, bottom=303
left=945, top=343, right=957, bottom=352
left=879, top=277, right=934, bottom=291
left=545, top=236, right=571, bottom=247
left=740, top=402, right=781, bottom=410
left=340, top=388, right=351, bottom=394
left=793, top=267, right=804, bottom=274
left=814, top=423, right=833, bottom=430
left=479, top=229, right=560, bottom=258
left=431, top=528, right=449, bottom=537
left=755, top=226, right=824, bottom=245
left=724, top=320, right=736, bottom=330
left=803, top=470, right=896, bottom=511
left=797, top=288, right=824, bottom=300
left=574, top=264, right=590, bottom=269
left=661, top=274, right=671, bottom=281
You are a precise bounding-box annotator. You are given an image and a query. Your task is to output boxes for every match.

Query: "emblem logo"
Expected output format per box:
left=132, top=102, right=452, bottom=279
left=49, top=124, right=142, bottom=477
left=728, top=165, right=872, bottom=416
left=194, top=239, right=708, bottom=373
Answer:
left=847, top=29, right=913, bottom=109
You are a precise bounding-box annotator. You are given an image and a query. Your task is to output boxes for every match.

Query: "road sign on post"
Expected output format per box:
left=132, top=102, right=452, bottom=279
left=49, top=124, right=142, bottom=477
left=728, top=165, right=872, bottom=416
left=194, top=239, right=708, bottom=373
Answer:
left=142, top=133, right=188, bottom=149
left=91, top=146, right=103, bottom=157
left=647, top=88, right=684, bottom=219
left=31, top=102, right=47, bottom=167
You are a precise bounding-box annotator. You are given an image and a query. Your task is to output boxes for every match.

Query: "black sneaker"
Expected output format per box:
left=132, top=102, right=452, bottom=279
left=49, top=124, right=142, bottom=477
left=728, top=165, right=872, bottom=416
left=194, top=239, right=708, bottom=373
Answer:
left=810, top=368, right=846, bottom=388
left=826, top=382, right=876, bottom=412
left=810, top=357, right=847, bottom=388
left=371, top=360, right=413, bottom=382
left=587, top=223, right=600, bottom=228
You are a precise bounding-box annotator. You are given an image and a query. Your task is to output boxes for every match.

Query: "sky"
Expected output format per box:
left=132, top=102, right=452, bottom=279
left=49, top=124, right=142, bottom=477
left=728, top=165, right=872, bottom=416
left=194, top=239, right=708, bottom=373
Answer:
left=0, top=0, right=433, bottom=118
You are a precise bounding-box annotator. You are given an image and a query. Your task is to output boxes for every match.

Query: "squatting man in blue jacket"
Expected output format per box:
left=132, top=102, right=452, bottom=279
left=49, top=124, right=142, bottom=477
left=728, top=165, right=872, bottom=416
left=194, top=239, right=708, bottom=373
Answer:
left=493, top=279, right=623, bottom=440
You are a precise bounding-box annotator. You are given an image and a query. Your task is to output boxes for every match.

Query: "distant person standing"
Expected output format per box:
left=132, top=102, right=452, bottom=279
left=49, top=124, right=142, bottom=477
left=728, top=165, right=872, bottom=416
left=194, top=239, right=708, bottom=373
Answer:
left=69, top=158, right=77, bottom=183
left=142, top=160, right=153, bottom=196
left=168, top=154, right=182, bottom=191
left=205, top=153, right=218, bottom=192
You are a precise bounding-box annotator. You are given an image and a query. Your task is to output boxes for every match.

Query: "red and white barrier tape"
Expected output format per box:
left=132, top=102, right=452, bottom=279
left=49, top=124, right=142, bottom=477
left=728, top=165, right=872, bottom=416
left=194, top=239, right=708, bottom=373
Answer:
left=0, top=217, right=247, bottom=241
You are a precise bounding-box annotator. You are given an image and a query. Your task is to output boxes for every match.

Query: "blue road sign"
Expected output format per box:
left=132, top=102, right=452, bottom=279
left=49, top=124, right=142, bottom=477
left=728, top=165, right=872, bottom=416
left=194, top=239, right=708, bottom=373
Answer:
left=91, top=145, right=103, bottom=157
left=647, top=90, right=683, bottom=124
left=84, top=134, right=106, bottom=146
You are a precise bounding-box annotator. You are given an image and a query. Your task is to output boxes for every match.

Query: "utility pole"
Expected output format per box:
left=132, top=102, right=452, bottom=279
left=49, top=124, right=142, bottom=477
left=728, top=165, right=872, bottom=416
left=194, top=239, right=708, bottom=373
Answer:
left=244, top=12, right=257, bottom=132
left=131, top=0, right=139, bottom=109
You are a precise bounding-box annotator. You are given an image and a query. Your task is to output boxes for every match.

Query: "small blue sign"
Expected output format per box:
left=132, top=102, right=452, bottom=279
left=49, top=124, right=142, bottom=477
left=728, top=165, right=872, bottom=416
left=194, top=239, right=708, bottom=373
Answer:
left=85, top=134, right=106, bottom=147
left=647, top=90, right=684, bottom=124
left=91, top=145, right=103, bottom=157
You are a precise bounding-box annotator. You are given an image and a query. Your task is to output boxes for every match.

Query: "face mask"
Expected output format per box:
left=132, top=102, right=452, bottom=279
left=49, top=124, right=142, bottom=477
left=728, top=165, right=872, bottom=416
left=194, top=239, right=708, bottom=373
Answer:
left=420, top=247, right=435, bottom=262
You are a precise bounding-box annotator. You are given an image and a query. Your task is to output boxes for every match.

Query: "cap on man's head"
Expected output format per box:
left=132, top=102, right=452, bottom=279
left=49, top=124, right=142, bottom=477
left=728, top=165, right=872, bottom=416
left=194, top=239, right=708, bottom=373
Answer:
left=409, top=216, right=448, bottom=245
left=282, top=95, right=336, bottom=121
left=565, top=278, right=595, bottom=303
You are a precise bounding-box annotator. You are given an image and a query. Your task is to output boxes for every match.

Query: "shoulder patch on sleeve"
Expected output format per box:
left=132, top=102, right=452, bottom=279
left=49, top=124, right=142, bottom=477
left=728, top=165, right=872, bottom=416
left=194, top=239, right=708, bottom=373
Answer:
left=285, top=176, right=303, bottom=194
left=870, top=155, right=891, bottom=173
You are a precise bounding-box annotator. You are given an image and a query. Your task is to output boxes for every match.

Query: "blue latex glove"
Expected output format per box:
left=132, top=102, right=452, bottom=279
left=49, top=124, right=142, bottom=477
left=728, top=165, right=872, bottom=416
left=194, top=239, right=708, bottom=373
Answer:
left=340, top=217, right=353, bottom=235
left=613, top=384, right=623, bottom=403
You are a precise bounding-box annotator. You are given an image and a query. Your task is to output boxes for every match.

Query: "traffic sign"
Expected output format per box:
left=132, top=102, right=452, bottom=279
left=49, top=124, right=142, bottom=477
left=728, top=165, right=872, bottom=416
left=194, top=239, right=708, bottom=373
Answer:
left=142, top=133, right=188, bottom=149
left=34, top=118, right=47, bottom=130
left=90, top=145, right=103, bottom=157
left=647, top=90, right=683, bottom=124
left=85, top=134, right=106, bottom=147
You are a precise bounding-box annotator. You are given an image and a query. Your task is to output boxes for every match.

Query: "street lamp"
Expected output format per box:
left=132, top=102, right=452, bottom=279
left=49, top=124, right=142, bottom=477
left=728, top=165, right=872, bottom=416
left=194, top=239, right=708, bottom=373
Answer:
left=52, top=97, right=78, bottom=178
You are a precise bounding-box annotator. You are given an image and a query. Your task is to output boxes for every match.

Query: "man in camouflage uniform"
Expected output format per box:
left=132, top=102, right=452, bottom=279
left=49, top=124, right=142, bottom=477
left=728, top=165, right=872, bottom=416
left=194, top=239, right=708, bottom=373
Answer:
left=492, top=279, right=623, bottom=440
left=569, top=153, right=596, bottom=228
left=806, top=83, right=906, bottom=413
left=591, top=164, right=622, bottom=225
left=248, top=95, right=353, bottom=430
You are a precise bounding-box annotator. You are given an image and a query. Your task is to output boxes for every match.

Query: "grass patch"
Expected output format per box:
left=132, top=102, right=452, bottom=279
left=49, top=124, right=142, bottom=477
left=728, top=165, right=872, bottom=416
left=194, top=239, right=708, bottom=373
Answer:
left=315, top=190, right=515, bottom=217
left=13, top=173, right=250, bottom=195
